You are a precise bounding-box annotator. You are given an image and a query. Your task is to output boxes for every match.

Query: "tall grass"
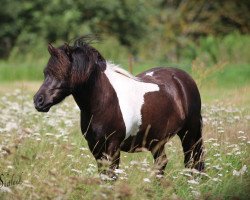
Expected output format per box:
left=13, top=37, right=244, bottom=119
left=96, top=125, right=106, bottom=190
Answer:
left=0, top=86, right=249, bottom=199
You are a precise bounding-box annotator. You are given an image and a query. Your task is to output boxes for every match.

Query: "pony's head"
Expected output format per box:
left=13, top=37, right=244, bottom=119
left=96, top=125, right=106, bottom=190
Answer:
left=34, top=37, right=106, bottom=112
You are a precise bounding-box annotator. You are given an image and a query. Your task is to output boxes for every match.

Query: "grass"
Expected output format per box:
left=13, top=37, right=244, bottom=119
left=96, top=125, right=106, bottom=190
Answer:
left=0, top=62, right=44, bottom=82
left=0, top=78, right=249, bottom=199
left=0, top=55, right=249, bottom=91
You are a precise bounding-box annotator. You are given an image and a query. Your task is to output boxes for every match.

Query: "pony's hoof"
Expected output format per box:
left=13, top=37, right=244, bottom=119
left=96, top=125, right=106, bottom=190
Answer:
left=100, top=171, right=118, bottom=181
left=153, top=169, right=164, bottom=179
left=194, top=161, right=205, bottom=172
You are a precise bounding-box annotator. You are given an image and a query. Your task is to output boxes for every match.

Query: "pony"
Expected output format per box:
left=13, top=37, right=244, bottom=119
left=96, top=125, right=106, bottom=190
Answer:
left=34, top=37, right=204, bottom=179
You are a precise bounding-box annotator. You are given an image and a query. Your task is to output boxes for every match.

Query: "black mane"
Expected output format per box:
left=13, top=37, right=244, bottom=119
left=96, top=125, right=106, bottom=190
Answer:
left=66, top=35, right=107, bottom=85
left=72, top=35, right=100, bottom=47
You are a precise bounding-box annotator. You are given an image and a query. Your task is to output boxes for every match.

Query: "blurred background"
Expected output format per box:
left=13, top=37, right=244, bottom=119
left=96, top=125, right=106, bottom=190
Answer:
left=0, top=0, right=249, bottom=90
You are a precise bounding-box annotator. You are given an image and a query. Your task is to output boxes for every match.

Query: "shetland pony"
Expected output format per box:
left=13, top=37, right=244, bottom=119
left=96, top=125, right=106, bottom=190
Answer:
left=34, top=38, right=204, bottom=179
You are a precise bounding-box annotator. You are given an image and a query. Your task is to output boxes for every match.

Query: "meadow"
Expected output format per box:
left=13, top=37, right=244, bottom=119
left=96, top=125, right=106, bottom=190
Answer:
left=0, top=60, right=249, bottom=200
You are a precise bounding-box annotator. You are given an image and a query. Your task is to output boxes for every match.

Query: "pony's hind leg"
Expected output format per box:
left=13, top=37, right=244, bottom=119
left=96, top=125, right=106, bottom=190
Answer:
left=193, top=136, right=205, bottom=171
left=178, top=115, right=205, bottom=171
left=177, top=130, right=193, bottom=168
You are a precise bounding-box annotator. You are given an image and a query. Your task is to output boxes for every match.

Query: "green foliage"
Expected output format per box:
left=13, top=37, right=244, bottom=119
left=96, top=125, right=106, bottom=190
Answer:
left=195, top=33, right=250, bottom=65
left=1, top=0, right=249, bottom=59
left=0, top=0, right=153, bottom=58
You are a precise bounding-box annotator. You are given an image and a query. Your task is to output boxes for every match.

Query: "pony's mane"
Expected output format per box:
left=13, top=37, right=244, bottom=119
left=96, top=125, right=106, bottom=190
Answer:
left=70, top=35, right=100, bottom=48
left=70, top=36, right=139, bottom=81
left=107, top=62, right=139, bottom=81
left=69, top=35, right=103, bottom=62
left=66, top=35, right=106, bottom=84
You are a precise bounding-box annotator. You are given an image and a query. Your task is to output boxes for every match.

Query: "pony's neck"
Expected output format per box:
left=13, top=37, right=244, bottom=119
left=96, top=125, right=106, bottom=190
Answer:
left=72, top=68, right=115, bottom=114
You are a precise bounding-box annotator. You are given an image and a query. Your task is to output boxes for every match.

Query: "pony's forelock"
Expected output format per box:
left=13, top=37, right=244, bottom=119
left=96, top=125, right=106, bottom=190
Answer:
left=45, top=35, right=106, bottom=85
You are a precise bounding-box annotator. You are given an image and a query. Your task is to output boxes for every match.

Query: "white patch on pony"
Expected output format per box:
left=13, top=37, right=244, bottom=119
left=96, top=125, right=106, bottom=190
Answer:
left=146, top=71, right=154, bottom=77
left=105, top=62, right=159, bottom=139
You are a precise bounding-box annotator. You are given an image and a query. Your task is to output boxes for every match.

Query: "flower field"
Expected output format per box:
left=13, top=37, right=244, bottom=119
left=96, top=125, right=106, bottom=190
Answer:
left=0, top=83, right=249, bottom=200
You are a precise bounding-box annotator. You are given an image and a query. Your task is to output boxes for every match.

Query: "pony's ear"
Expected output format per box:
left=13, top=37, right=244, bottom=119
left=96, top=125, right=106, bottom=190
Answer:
left=48, top=43, right=58, bottom=56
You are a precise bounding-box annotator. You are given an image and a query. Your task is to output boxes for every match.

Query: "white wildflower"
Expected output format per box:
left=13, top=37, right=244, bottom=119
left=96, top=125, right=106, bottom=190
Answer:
left=242, top=165, right=247, bottom=173
left=212, top=178, right=221, bottom=182
left=88, top=163, right=96, bottom=168
left=234, top=116, right=240, bottom=120
left=187, top=179, right=199, bottom=185
left=191, top=190, right=201, bottom=197
left=156, top=174, right=164, bottom=179
left=5, top=122, right=18, bottom=131
left=79, top=147, right=88, bottom=151
left=206, top=138, right=217, bottom=142
left=143, top=178, right=151, bottom=183
left=71, top=169, right=82, bottom=174
left=130, top=160, right=139, bottom=165
left=100, top=174, right=115, bottom=181
left=114, top=169, right=125, bottom=174
left=233, top=165, right=247, bottom=176
left=212, top=143, right=220, bottom=147
left=120, top=176, right=128, bottom=180
left=33, top=132, right=41, bottom=136
left=0, top=186, right=12, bottom=193
left=213, top=165, right=222, bottom=170
left=233, top=170, right=240, bottom=176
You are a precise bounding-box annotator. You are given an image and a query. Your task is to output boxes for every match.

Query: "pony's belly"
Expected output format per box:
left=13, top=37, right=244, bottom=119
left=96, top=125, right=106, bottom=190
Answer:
left=120, top=131, right=147, bottom=152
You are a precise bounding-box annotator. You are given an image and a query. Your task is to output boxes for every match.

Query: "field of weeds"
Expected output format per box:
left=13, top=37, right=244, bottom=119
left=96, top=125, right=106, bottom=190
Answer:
left=0, top=83, right=249, bottom=200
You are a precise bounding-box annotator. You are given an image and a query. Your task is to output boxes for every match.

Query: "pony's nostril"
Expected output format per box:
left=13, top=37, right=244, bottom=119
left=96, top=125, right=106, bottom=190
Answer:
left=37, top=95, right=44, bottom=106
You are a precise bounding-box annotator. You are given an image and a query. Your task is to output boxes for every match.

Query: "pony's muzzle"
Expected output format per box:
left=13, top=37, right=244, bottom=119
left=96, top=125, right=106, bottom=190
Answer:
left=34, top=94, right=50, bottom=112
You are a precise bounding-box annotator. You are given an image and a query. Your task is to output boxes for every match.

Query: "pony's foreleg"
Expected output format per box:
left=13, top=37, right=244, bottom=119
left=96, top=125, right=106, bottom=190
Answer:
left=96, top=142, right=121, bottom=181
left=151, top=144, right=168, bottom=177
